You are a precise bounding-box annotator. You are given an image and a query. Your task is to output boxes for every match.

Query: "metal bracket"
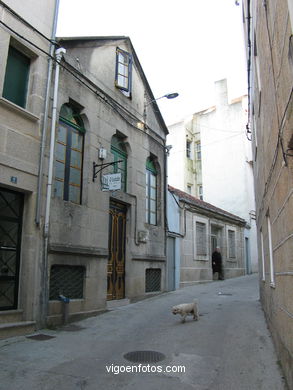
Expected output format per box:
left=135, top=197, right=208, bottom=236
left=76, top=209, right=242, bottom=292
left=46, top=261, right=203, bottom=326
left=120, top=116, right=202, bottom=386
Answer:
left=92, top=160, right=123, bottom=182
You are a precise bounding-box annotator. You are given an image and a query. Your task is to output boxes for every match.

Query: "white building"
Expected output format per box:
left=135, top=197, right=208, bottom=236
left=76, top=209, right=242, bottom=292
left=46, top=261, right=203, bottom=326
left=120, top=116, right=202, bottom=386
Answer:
left=168, top=79, right=257, bottom=273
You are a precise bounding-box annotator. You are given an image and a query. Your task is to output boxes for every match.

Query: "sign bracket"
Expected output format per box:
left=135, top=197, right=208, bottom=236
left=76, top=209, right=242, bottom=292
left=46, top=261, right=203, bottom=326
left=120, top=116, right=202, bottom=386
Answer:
left=92, top=160, right=123, bottom=182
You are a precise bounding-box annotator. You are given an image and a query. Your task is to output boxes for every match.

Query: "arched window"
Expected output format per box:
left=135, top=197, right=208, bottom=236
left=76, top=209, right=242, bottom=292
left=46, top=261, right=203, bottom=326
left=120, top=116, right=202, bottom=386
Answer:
left=54, top=104, right=85, bottom=204
left=111, top=135, right=127, bottom=192
left=146, top=157, right=157, bottom=225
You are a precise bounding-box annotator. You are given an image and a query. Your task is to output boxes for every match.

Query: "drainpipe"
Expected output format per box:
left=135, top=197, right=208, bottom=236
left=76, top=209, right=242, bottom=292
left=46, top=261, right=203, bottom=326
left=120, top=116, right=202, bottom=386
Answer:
left=40, top=47, right=66, bottom=326
left=35, top=0, right=60, bottom=225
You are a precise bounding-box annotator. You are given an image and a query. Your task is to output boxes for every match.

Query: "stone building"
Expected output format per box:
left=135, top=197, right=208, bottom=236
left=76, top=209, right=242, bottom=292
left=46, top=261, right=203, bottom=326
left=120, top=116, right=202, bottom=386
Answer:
left=0, top=1, right=169, bottom=335
left=0, top=0, right=58, bottom=337
left=167, top=79, right=258, bottom=274
left=168, top=186, right=247, bottom=286
left=46, top=36, right=168, bottom=326
left=242, top=0, right=293, bottom=388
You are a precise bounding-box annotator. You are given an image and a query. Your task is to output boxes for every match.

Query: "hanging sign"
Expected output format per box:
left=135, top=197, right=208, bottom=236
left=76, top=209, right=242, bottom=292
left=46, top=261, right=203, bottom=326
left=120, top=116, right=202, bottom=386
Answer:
left=102, top=173, right=122, bottom=191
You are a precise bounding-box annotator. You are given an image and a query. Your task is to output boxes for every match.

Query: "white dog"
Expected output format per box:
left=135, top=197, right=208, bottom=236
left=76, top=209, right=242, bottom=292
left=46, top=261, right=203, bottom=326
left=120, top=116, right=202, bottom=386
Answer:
left=172, top=301, right=199, bottom=323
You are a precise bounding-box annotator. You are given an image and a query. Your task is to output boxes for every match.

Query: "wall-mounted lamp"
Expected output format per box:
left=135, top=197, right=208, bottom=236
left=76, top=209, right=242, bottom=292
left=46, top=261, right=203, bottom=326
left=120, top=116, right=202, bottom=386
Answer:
left=98, top=147, right=107, bottom=160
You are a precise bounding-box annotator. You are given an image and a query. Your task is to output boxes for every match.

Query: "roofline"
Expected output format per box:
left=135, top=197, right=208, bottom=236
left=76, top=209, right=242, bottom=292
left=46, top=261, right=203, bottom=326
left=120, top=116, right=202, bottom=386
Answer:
left=57, top=35, right=169, bottom=135
left=168, top=185, right=246, bottom=225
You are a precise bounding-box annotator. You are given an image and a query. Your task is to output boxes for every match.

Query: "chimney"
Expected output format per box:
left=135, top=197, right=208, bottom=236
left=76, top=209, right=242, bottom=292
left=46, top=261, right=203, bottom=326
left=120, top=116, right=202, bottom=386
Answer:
left=215, top=79, right=228, bottom=109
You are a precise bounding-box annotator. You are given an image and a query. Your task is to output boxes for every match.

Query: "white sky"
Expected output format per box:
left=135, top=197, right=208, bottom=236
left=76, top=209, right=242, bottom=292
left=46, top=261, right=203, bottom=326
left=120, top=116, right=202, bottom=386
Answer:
left=56, top=0, right=247, bottom=125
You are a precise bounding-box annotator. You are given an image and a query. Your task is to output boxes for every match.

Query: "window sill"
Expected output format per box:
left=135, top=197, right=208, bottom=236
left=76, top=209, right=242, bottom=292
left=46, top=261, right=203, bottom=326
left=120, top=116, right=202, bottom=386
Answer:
left=194, top=257, right=209, bottom=262
left=0, top=97, right=39, bottom=122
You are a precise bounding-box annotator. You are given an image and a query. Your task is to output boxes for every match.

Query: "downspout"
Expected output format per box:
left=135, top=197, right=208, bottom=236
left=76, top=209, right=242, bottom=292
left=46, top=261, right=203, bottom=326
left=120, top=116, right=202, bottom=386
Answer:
left=164, top=145, right=170, bottom=291
left=35, top=0, right=60, bottom=225
left=40, top=47, right=66, bottom=326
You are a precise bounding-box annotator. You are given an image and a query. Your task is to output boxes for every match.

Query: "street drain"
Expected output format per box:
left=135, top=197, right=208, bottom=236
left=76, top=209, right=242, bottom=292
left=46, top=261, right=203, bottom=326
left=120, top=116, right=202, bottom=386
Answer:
left=27, top=334, right=55, bottom=341
left=124, top=350, right=165, bottom=363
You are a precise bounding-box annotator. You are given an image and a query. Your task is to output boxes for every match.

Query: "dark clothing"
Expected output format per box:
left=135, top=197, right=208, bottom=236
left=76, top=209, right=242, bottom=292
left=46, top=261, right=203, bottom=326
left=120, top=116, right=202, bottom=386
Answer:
left=212, top=250, right=223, bottom=280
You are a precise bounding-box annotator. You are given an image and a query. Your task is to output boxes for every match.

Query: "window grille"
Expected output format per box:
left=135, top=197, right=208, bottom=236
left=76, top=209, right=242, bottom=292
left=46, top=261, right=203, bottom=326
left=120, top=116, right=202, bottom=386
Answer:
left=145, top=269, right=161, bottom=293
left=228, top=230, right=236, bottom=258
left=196, top=222, right=207, bottom=255
left=49, top=265, right=85, bottom=300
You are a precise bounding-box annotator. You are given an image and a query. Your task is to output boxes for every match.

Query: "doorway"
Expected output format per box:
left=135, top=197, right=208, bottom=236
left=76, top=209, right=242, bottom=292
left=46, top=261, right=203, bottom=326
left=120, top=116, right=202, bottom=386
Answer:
left=107, top=200, right=127, bottom=300
left=0, top=188, right=24, bottom=310
left=167, top=237, right=175, bottom=291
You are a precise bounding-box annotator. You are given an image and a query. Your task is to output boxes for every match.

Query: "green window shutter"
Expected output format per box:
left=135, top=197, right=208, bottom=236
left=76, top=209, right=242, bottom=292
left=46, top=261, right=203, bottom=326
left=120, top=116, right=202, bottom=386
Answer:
left=111, top=145, right=127, bottom=192
left=3, top=46, right=30, bottom=108
left=146, top=158, right=157, bottom=225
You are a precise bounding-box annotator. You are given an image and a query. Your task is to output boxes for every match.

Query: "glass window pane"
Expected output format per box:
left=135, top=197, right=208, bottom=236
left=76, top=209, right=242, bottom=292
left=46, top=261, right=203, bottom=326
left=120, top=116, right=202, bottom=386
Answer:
left=150, top=212, right=156, bottom=225
left=150, top=199, right=156, bottom=213
left=70, top=150, right=82, bottom=168
left=150, top=187, right=156, bottom=200
left=55, top=161, right=65, bottom=179
left=56, top=143, right=66, bottom=161
left=69, top=167, right=81, bottom=185
left=150, top=174, right=156, bottom=186
left=69, top=185, right=80, bottom=204
left=54, top=179, right=64, bottom=198
left=71, top=130, right=82, bottom=150
left=57, top=125, right=67, bottom=144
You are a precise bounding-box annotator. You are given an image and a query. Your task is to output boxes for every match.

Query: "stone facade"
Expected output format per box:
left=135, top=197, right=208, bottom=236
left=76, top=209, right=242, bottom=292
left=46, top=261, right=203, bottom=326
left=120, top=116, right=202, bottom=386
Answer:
left=0, top=0, right=57, bottom=336
left=242, top=0, right=293, bottom=388
left=0, top=2, right=169, bottom=334
left=46, top=37, right=168, bottom=325
left=169, top=186, right=246, bottom=286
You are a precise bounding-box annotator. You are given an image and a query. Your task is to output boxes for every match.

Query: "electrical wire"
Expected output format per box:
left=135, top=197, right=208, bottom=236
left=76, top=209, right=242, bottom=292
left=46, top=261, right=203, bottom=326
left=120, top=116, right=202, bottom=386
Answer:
left=0, top=18, right=166, bottom=149
left=0, top=0, right=58, bottom=46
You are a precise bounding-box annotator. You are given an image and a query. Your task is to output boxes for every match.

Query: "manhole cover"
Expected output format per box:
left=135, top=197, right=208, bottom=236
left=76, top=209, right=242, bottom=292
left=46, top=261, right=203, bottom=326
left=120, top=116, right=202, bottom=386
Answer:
left=27, top=334, right=55, bottom=341
left=124, top=351, right=165, bottom=363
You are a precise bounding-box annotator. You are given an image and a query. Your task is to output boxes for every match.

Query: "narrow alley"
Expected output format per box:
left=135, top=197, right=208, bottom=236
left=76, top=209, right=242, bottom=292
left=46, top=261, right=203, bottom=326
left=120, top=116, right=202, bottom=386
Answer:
left=0, top=275, right=287, bottom=390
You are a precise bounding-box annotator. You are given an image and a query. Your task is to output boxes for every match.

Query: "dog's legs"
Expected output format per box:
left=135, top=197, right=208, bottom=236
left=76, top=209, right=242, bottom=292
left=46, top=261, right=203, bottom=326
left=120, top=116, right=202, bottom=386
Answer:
left=192, top=308, right=199, bottom=321
left=181, top=314, right=187, bottom=323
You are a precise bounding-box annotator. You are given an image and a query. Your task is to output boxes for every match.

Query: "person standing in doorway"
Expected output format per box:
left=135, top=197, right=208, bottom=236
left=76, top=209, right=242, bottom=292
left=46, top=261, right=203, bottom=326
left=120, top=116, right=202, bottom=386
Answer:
left=212, top=246, right=224, bottom=280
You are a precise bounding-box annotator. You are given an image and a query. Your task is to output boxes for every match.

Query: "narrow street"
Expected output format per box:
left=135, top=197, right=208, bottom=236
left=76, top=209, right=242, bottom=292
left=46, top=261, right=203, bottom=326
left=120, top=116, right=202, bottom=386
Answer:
left=0, top=274, right=287, bottom=390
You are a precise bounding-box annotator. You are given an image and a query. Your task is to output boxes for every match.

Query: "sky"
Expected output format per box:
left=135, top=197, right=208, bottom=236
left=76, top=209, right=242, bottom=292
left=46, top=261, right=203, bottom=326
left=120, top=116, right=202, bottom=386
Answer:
left=56, top=0, right=247, bottom=125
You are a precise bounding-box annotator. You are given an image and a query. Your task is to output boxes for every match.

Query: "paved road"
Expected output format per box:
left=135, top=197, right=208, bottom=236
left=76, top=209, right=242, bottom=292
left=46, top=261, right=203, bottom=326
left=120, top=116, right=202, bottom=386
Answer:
left=0, top=274, right=287, bottom=390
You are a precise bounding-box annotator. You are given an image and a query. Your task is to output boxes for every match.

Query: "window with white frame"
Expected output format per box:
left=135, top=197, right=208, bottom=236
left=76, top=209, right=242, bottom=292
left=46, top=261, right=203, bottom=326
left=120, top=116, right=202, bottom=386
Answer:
left=193, top=216, right=208, bottom=260
left=266, top=214, right=275, bottom=287
left=196, top=221, right=207, bottom=256
left=115, top=47, right=132, bottom=95
left=146, top=158, right=157, bottom=225
left=228, top=229, right=236, bottom=258
left=198, top=185, right=203, bottom=200
left=196, top=142, right=201, bottom=160
left=186, top=140, right=191, bottom=158
left=260, top=229, right=265, bottom=281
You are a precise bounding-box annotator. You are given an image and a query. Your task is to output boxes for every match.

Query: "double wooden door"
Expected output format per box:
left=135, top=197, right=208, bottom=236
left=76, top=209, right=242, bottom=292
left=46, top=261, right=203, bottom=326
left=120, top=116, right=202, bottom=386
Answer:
left=107, top=201, right=126, bottom=300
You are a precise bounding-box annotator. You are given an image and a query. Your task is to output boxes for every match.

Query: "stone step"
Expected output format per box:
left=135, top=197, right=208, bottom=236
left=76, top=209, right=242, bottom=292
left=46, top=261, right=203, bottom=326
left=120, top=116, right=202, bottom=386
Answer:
left=0, top=321, right=36, bottom=340
left=0, top=309, right=23, bottom=323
